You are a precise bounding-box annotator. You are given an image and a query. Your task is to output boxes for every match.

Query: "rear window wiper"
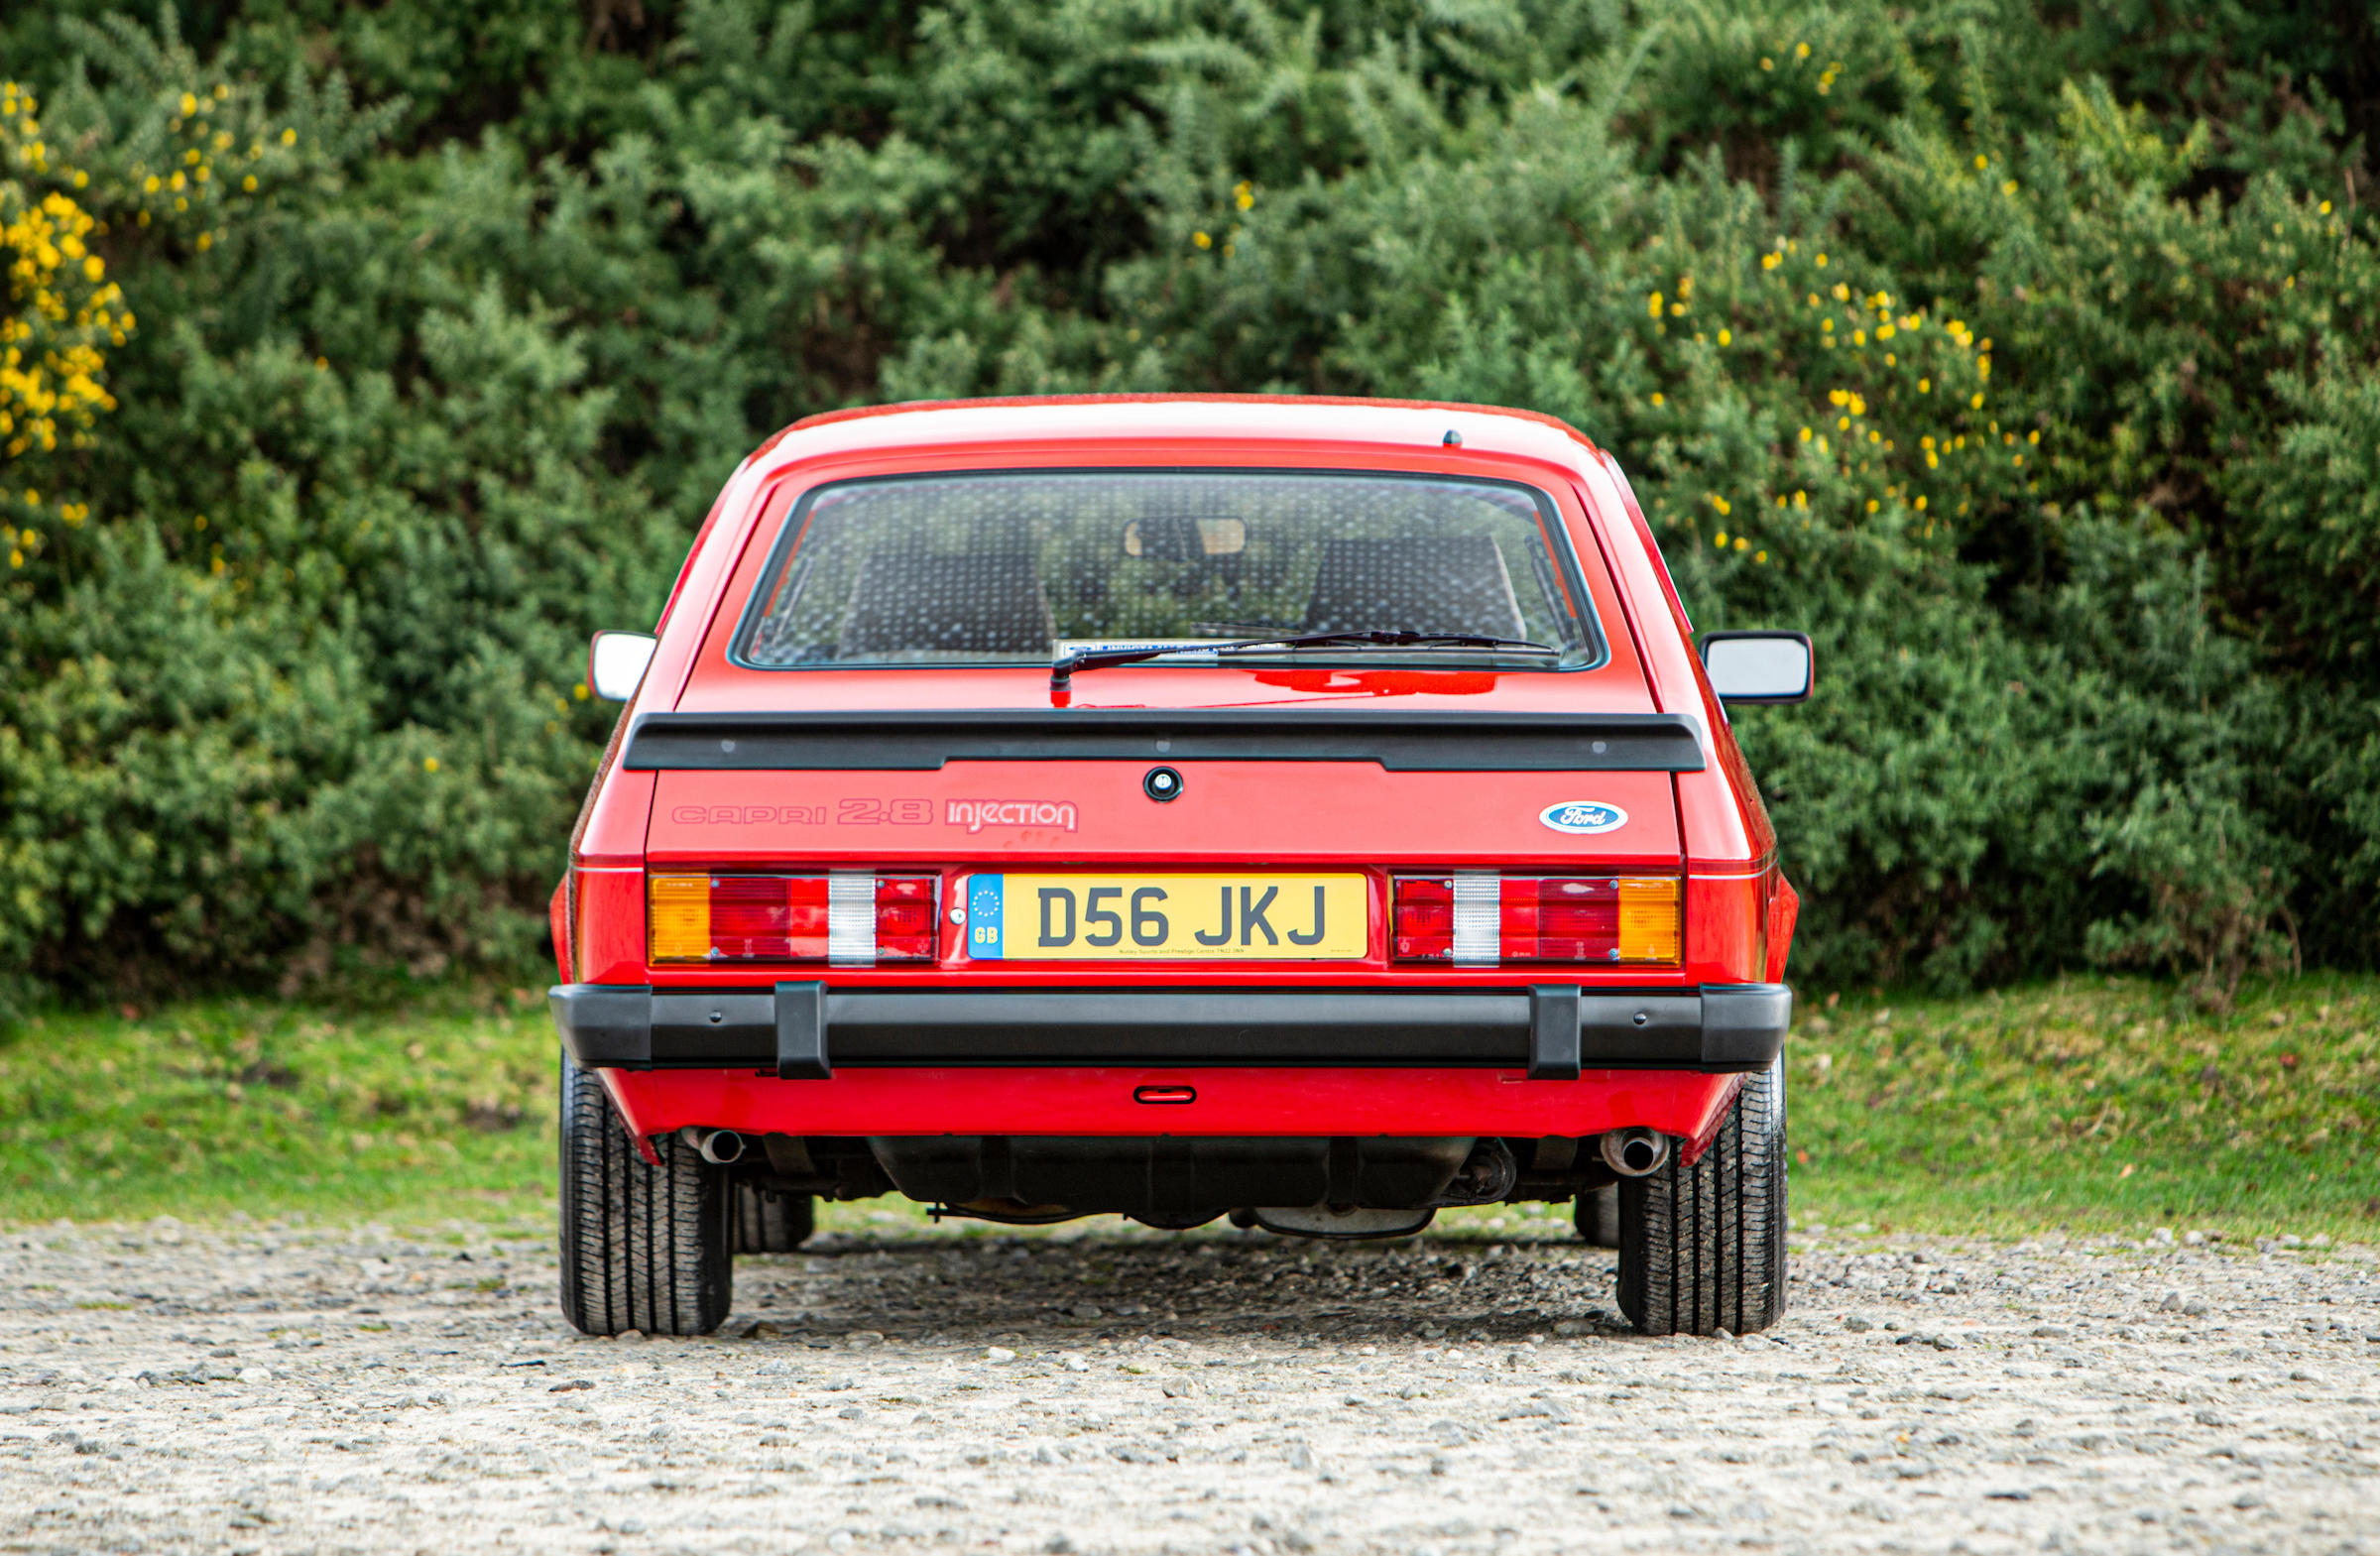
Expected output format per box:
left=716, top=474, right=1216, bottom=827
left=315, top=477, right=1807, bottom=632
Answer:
left=1050, top=629, right=1557, bottom=690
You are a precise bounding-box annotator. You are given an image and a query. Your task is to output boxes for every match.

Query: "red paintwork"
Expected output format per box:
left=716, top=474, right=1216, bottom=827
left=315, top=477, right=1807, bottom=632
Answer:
left=601, top=1065, right=1745, bottom=1146
left=565, top=395, right=1798, bottom=1142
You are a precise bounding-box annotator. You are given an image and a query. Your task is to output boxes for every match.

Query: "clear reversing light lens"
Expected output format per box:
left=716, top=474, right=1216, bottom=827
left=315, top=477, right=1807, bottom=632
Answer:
left=1391, top=875, right=1679, bottom=964
left=649, top=874, right=937, bottom=964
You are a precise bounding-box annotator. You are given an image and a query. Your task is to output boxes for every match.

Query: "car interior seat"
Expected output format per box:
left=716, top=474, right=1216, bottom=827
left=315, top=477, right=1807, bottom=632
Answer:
left=835, top=548, right=1056, bottom=658
left=1300, top=535, right=1527, bottom=640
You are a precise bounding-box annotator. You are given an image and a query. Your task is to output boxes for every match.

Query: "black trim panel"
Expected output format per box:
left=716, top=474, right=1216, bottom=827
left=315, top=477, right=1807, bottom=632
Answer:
left=547, top=982, right=1787, bottom=1074
left=622, top=708, right=1706, bottom=774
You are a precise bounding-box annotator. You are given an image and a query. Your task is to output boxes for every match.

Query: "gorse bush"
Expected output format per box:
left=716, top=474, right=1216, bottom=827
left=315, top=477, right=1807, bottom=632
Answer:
left=1, top=0, right=2374, bottom=1013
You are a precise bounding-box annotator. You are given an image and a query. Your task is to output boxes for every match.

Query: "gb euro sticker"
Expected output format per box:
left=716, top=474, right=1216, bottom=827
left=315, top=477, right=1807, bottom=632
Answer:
left=1539, top=800, right=1627, bottom=835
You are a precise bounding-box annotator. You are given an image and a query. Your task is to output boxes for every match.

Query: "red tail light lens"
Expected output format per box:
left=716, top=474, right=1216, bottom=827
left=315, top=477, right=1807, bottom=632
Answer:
left=1391, top=876, right=1680, bottom=964
left=873, top=876, right=937, bottom=961
left=649, top=874, right=939, bottom=964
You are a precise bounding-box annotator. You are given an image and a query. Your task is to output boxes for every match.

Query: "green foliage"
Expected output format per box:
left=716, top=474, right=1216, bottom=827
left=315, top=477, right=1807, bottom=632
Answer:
left=0, top=0, right=2375, bottom=1008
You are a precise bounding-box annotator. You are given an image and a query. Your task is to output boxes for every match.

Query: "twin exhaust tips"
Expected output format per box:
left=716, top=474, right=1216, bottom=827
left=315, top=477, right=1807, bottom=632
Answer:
left=682, top=1124, right=1667, bottom=1183
left=1599, top=1128, right=1671, bottom=1178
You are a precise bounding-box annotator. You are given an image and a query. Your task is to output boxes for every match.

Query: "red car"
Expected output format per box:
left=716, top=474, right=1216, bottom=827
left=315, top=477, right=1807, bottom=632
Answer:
left=550, top=396, right=1810, bottom=1339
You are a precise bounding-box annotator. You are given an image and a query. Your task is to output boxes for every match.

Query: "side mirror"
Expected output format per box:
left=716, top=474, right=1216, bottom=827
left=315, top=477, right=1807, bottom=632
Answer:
left=1700, top=631, right=1812, bottom=703
left=589, top=631, right=658, bottom=702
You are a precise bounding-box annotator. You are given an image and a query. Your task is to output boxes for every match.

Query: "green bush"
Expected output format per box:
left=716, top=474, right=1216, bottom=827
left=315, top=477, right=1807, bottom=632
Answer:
left=2, top=1, right=2375, bottom=1013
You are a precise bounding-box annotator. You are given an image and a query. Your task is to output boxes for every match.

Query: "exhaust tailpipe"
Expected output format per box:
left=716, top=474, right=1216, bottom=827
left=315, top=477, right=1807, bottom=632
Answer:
left=679, top=1127, right=746, bottom=1166
left=1599, top=1128, right=1670, bottom=1178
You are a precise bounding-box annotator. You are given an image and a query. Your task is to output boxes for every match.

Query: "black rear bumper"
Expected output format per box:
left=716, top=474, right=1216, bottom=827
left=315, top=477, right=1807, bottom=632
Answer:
left=547, top=983, right=1790, bottom=1080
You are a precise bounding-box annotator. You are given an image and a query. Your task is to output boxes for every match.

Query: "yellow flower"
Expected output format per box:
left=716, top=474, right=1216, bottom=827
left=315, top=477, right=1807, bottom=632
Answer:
left=1717, top=328, right=1731, bottom=345
left=1798, top=426, right=1812, bottom=442
left=1710, top=494, right=1731, bottom=515
left=1649, top=392, right=1664, bottom=407
left=1973, top=155, right=1987, bottom=171
left=1754, top=549, right=1767, bottom=563
left=1913, top=496, right=1928, bottom=512
left=1760, top=251, right=1781, bottom=270
left=2318, top=200, right=2331, bottom=215
left=1864, top=499, right=1878, bottom=514
left=1794, top=42, right=1811, bottom=59
left=1235, top=181, right=1253, bottom=211
left=1917, top=377, right=1930, bottom=393
left=179, top=92, right=198, bottom=117
left=1792, top=490, right=1807, bottom=509
left=1814, top=252, right=1828, bottom=268
left=1969, top=392, right=1984, bottom=409
left=2027, top=429, right=2040, bottom=445
left=242, top=175, right=257, bottom=192
left=1647, top=292, right=1664, bottom=317
left=1733, top=536, right=1749, bottom=551
left=1192, top=230, right=1210, bottom=249
left=1714, top=531, right=1728, bottom=547
left=1760, top=57, right=1773, bottom=70
left=573, top=682, right=591, bottom=700
left=2002, top=180, right=2018, bottom=196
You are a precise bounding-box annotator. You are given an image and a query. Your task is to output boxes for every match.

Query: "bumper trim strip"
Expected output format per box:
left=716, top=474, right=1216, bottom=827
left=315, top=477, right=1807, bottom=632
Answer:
left=548, top=983, right=1790, bottom=1076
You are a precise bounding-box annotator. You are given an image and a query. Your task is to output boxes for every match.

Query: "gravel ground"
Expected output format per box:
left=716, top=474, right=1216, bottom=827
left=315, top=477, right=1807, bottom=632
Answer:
left=3, top=1215, right=2376, bottom=1555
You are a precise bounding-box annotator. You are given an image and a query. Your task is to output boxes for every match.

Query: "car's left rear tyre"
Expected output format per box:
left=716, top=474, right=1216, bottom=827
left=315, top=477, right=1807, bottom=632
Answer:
left=557, top=1054, right=733, bottom=1336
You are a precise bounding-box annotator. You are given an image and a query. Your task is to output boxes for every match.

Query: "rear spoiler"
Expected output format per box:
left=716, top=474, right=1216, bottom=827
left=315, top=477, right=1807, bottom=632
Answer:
left=622, top=709, right=1706, bottom=773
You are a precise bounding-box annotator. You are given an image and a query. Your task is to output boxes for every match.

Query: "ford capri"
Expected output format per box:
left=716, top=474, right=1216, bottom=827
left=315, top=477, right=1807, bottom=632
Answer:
left=549, top=395, right=1811, bottom=1337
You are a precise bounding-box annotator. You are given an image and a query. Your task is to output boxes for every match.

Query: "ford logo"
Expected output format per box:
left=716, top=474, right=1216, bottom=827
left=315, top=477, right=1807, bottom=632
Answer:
left=1539, top=800, right=1627, bottom=835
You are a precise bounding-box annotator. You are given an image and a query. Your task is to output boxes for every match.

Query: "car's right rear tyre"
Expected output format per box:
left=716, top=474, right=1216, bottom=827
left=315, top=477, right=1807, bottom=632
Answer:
left=733, top=1183, right=815, bottom=1254
left=1615, top=1058, right=1787, bottom=1336
left=557, top=1054, right=733, bottom=1336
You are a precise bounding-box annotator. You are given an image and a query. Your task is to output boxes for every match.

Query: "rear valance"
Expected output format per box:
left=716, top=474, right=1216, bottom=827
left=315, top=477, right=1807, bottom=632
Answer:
left=622, top=709, right=1706, bottom=774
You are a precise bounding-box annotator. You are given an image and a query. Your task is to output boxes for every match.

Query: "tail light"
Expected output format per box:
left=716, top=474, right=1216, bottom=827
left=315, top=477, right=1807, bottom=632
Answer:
left=1392, top=876, right=1680, bottom=965
left=649, top=874, right=938, bottom=965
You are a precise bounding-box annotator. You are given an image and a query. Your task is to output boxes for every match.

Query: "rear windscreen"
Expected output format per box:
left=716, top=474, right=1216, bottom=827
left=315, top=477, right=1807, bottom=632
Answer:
left=734, top=469, right=1604, bottom=669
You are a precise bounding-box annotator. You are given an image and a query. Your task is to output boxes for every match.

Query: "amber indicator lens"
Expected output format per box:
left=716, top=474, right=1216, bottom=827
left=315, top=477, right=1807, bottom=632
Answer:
left=1391, top=875, right=1680, bottom=964
left=648, top=874, right=937, bottom=964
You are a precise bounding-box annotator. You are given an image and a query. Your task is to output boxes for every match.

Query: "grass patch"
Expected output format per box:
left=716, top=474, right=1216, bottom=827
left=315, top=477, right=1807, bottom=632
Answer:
left=0, top=986, right=556, bottom=1226
left=2, top=975, right=2372, bottom=1239
left=1789, top=972, right=2380, bottom=1241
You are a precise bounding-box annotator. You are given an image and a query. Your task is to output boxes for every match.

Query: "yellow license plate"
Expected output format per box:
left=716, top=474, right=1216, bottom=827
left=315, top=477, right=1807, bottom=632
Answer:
left=963, top=874, right=1368, bottom=960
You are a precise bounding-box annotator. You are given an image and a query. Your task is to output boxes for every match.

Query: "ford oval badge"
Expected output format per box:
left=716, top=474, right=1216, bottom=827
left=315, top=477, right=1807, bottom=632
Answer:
left=1539, top=800, right=1627, bottom=835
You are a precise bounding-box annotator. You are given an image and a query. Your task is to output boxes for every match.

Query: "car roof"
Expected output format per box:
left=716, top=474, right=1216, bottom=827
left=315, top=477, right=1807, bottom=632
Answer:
left=750, top=394, right=1604, bottom=470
